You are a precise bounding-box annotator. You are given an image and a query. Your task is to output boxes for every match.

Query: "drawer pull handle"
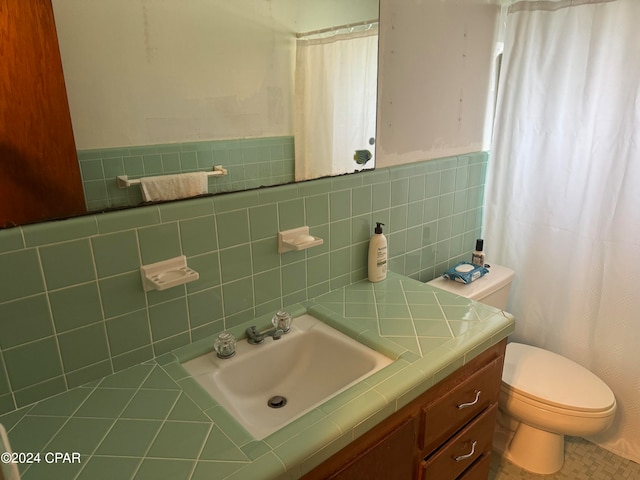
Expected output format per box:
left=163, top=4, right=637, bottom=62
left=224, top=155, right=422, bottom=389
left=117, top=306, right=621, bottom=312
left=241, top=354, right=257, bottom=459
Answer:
left=454, top=440, right=477, bottom=462
left=457, top=390, right=481, bottom=409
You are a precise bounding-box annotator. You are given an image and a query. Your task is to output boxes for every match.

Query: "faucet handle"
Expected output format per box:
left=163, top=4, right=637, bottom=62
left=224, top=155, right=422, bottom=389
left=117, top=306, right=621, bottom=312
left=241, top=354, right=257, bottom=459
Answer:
left=272, top=310, right=292, bottom=333
left=214, top=332, right=236, bottom=358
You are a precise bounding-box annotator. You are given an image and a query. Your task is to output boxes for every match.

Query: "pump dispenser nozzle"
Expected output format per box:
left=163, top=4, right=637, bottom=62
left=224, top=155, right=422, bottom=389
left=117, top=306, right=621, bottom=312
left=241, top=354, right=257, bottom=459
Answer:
left=374, top=222, right=384, bottom=234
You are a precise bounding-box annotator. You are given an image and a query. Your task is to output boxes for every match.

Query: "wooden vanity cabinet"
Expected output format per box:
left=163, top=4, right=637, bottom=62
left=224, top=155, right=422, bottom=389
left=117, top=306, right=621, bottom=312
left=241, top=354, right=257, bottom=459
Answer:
left=302, top=339, right=506, bottom=480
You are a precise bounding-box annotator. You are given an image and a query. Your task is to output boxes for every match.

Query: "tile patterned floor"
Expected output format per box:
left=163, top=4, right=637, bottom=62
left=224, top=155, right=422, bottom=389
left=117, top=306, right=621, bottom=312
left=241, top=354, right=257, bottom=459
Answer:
left=489, top=437, right=640, bottom=480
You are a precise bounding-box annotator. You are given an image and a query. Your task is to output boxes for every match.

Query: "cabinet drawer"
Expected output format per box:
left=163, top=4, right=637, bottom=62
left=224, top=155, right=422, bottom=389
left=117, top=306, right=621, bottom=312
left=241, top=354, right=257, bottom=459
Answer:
left=419, top=403, right=497, bottom=480
left=420, top=356, right=502, bottom=454
left=458, top=454, right=491, bottom=480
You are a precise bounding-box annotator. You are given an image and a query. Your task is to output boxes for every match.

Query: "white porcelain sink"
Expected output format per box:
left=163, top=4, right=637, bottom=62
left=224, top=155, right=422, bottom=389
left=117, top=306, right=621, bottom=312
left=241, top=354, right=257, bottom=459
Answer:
left=181, top=313, right=393, bottom=440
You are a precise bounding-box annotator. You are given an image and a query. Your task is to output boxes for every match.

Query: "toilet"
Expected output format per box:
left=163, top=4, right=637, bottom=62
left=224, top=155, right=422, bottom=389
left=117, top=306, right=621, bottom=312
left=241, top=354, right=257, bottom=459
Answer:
left=427, top=264, right=616, bottom=475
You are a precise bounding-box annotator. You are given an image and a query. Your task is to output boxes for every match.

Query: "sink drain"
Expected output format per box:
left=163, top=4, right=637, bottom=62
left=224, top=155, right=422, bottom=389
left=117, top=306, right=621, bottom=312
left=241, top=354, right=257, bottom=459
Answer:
left=267, top=395, right=287, bottom=409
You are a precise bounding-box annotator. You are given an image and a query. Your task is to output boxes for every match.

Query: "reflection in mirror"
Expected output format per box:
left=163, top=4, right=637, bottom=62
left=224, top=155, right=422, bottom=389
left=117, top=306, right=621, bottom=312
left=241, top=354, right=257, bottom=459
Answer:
left=51, top=0, right=379, bottom=213
left=295, top=22, right=377, bottom=181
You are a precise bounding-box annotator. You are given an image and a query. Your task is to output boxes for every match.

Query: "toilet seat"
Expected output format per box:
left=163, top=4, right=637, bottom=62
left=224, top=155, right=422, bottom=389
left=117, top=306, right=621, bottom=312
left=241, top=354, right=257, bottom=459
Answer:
left=502, top=343, right=615, bottom=414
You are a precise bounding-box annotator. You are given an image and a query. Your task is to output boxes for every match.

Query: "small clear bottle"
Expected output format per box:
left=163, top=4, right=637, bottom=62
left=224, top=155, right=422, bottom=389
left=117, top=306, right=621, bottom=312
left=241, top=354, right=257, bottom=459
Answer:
left=471, top=239, right=485, bottom=267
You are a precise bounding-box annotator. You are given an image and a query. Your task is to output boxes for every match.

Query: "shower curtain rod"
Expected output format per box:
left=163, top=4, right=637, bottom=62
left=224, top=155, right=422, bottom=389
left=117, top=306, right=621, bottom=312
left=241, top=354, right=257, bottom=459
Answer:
left=296, top=19, right=378, bottom=39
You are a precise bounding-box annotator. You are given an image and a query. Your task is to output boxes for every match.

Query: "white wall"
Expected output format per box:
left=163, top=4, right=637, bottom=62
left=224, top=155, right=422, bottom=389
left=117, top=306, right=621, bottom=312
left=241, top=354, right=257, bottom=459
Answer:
left=376, top=0, right=501, bottom=168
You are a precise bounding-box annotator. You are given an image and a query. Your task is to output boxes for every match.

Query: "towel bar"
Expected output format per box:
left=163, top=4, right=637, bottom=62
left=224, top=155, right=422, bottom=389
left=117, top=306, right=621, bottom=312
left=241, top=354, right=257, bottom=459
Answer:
left=116, top=165, right=228, bottom=189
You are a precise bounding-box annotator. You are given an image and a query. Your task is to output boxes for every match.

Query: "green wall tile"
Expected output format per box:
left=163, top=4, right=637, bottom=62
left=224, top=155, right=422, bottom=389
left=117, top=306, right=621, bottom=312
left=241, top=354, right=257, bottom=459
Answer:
left=40, top=239, right=95, bottom=290
left=281, top=261, right=306, bottom=296
left=351, top=215, right=372, bottom=244
left=440, top=168, right=456, bottom=194
left=97, top=206, right=160, bottom=234
left=216, top=210, right=250, bottom=248
left=219, top=245, right=252, bottom=283
left=253, top=270, right=282, bottom=306
left=137, top=223, right=181, bottom=264
left=112, top=347, right=154, bottom=372
left=13, top=376, right=67, bottom=408
left=0, top=294, right=53, bottom=349
left=213, top=190, right=260, bottom=213
left=22, top=215, right=97, bottom=247
left=187, top=288, right=224, bottom=328
left=149, top=298, right=189, bottom=341
left=389, top=205, right=408, bottom=232
left=352, top=185, right=372, bottom=215
left=222, top=278, right=254, bottom=316
left=407, top=201, right=424, bottom=226
left=180, top=216, right=217, bottom=255
left=58, top=323, right=110, bottom=372
left=390, top=178, right=409, bottom=206
left=329, top=190, right=351, bottom=221
left=251, top=238, right=280, bottom=273
left=304, top=194, right=329, bottom=226
left=423, top=197, right=439, bottom=223
left=0, top=394, right=17, bottom=414
left=99, top=272, right=147, bottom=318
left=186, top=252, right=221, bottom=292
left=3, top=338, right=63, bottom=390
left=306, top=254, right=330, bottom=287
left=249, top=204, right=278, bottom=240
left=0, top=249, right=44, bottom=302
left=49, top=283, right=103, bottom=332
left=278, top=198, right=305, bottom=231
left=0, top=227, right=23, bottom=253
left=0, top=356, right=9, bottom=396
left=92, top=230, right=140, bottom=277
left=330, top=220, right=351, bottom=250
left=330, top=248, right=351, bottom=278
left=408, top=175, right=426, bottom=202
left=371, top=183, right=390, bottom=211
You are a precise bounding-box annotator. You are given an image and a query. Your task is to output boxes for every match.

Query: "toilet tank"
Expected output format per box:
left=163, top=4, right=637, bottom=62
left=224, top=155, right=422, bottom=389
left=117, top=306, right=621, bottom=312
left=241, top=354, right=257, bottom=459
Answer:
left=426, top=264, right=515, bottom=310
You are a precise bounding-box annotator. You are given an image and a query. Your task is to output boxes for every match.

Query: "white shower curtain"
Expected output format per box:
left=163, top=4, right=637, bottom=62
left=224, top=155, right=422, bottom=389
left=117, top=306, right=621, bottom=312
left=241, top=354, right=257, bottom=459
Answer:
left=294, top=28, right=378, bottom=181
left=485, top=0, right=640, bottom=463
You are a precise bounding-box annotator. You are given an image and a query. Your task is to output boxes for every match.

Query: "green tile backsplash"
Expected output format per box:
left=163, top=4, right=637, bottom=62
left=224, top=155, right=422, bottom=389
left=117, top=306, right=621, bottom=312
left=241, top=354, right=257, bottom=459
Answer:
left=0, top=152, right=487, bottom=414
left=79, top=136, right=295, bottom=211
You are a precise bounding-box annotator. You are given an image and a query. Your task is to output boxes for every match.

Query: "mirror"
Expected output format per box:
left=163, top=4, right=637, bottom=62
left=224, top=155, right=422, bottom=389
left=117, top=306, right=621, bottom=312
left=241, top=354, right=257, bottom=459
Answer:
left=50, top=0, right=379, bottom=214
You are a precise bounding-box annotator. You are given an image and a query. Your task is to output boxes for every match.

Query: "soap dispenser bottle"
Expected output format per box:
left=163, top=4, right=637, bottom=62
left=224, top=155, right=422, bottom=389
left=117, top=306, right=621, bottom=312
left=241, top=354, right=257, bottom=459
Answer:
left=368, top=222, right=387, bottom=282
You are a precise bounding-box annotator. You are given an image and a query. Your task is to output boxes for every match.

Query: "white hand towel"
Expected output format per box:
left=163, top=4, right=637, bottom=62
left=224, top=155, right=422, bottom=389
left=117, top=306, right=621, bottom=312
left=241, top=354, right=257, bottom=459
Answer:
left=140, top=172, right=208, bottom=202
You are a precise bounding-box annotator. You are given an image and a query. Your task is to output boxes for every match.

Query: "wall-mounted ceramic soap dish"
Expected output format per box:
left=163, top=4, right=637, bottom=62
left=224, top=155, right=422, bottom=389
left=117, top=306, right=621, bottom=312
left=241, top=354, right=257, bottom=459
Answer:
left=140, top=255, right=199, bottom=291
left=278, top=226, right=323, bottom=253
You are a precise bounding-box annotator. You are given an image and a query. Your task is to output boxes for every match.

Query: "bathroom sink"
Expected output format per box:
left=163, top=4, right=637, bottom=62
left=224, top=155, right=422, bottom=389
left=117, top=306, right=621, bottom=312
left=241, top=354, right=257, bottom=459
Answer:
left=181, top=313, right=393, bottom=440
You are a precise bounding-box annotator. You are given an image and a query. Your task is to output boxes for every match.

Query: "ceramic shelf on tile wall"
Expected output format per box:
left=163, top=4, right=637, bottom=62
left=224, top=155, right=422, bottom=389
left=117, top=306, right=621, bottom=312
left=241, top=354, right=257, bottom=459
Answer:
left=140, top=255, right=199, bottom=292
left=278, top=226, right=323, bottom=253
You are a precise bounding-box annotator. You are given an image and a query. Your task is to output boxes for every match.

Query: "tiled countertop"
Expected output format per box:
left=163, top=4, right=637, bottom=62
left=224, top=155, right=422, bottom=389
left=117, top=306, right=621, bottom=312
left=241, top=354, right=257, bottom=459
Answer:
left=0, top=273, right=514, bottom=480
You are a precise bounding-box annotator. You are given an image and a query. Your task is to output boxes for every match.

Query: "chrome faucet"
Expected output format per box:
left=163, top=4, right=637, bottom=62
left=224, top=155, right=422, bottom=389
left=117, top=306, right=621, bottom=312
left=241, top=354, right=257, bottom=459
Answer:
left=245, top=310, right=292, bottom=345
left=245, top=325, right=284, bottom=344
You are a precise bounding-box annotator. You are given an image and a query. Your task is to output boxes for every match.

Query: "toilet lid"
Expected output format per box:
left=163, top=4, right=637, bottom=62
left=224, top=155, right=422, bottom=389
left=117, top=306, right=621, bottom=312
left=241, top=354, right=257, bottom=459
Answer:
left=502, top=343, right=615, bottom=412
